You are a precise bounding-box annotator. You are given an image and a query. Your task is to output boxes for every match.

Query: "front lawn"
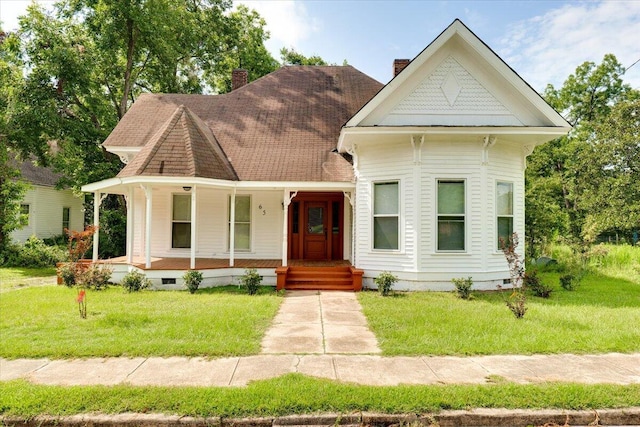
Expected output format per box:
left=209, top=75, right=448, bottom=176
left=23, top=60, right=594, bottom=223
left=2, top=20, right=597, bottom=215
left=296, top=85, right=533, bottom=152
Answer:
left=0, top=286, right=281, bottom=359
left=0, top=267, right=57, bottom=291
left=2, top=376, right=639, bottom=417
left=359, top=273, right=640, bottom=356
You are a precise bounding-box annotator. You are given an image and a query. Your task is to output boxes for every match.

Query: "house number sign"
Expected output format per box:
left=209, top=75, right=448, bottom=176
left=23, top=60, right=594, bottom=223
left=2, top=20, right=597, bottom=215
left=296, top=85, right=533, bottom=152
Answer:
left=258, top=204, right=266, bottom=215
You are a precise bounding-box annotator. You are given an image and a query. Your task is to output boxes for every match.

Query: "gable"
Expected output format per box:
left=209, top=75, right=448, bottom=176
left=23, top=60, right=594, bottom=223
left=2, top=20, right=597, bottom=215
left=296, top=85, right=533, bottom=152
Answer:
left=345, top=19, right=570, bottom=131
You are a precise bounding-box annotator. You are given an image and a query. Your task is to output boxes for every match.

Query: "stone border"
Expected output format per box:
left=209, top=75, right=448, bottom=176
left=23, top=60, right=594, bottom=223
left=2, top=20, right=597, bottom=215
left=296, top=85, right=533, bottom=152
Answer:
left=2, top=408, right=640, bottom=427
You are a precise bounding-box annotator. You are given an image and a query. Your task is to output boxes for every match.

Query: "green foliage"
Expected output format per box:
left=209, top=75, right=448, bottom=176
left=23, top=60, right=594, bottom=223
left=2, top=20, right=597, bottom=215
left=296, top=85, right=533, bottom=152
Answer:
left=451, top=276, right=473, bottom=299
left=526, top=54, right=640, bottom=256
left=280, top=47, right=329, bottom=66
left=57, top=262, right=76, bottom=287
left=82, top=263, right=112, bottom=290
left=121, top=270, right=151, bottom=293
left=183, top=270, right=203, bottom=294
left=374, top=271, right=398, bottom=296
left=559, top=274, right=580, bottom=291
left=240, top=268, right=262, bottom=295
left=524, top=269, right=553, bottom=298
left=2, top=236, right=67, bottom=267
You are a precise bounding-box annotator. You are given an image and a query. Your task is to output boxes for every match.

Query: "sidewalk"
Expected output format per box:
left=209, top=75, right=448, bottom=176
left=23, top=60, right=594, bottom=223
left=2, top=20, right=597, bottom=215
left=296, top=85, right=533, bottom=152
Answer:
left=1, top=291, right=640, bottom=387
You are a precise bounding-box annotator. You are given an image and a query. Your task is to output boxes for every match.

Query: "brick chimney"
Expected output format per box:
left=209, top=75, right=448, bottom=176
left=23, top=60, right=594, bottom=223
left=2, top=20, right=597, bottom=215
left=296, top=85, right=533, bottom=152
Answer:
left=393, top=59, right=410, bottom=77
left=231, top=68, right=248, bottom=90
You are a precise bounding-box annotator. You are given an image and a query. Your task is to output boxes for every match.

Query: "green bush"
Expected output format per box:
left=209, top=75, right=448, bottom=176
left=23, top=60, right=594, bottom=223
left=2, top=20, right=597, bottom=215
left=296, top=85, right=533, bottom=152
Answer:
left=239, top=268, right=262, bottom=295
left=82, top=264, right=113, bottom=290
left=2, top=236, right=67, bottom=267
left=560, top=274, right=579, bottom=291
left=374, top=271, right=398, bottom=296
left=524, top=269, right=553, bottom=298
left=451, top=277, right=473, bottom=299
left=183, top=270, right=203, bottom=294
left=57, top=262, right=77, bottom=287
left=121, top=270, right=151, bottom=292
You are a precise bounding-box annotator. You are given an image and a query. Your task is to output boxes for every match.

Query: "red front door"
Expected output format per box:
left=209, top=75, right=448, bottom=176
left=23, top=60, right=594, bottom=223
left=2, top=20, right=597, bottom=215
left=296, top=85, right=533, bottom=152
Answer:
left=304, top=202, right=328, bottom=260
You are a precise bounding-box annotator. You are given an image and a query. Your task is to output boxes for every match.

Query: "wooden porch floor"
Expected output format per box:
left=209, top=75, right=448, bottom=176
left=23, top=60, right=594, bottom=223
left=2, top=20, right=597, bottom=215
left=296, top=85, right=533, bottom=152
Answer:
left=101, top=256, right=351, bottom=270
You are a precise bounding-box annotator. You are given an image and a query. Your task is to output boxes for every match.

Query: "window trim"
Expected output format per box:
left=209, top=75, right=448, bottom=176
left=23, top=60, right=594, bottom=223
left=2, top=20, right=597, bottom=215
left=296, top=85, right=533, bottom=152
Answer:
left=436, top=178, right=467, bottom=252
left=496, top=180, right=514, bottom=251
left=171, top=193, right=191, bottom=249
left=228, top=194, right=252, bottom=252
left=372, top=180, right=400, bottom=251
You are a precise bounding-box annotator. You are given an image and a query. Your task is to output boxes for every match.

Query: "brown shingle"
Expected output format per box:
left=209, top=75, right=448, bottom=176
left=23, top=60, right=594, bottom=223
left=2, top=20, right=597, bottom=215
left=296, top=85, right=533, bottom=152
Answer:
left=105, top=66, right=383, bottom=182
left=117, top=105, right=238, bottom=180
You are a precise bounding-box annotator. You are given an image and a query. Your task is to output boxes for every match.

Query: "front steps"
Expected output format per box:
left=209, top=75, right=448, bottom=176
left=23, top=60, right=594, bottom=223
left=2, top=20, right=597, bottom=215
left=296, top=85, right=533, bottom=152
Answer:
left=276, top=266, right=363, bottom=291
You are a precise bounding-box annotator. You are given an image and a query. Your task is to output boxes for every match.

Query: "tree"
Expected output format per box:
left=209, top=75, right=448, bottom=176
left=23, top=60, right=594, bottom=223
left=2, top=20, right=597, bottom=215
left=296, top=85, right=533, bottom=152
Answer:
left=280, top=47, right=329, bottom=66
left=577, top=99, right=640, bottom=242
left=0, top=29, right=29, bottom=253
left=525, top=54, right=639, bottom=252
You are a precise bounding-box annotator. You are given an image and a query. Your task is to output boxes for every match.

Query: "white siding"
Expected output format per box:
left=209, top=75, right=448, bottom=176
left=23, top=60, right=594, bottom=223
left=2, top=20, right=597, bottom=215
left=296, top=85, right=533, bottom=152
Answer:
left=355, top=142, right=417, bottom=271
left=11, top=186, right=84, bottom=243
left=133, top=187, right=283, bottom=260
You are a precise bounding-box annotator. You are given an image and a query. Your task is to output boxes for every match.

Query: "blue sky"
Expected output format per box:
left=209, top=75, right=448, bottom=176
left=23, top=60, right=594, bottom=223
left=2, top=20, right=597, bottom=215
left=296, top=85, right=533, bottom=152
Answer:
left=2, top=0, right=639, bottom=91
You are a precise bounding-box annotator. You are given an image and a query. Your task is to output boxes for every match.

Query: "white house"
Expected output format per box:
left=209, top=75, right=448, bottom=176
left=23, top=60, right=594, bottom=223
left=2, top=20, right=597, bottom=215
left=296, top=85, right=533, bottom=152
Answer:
left=11, top=158, right=84, bottom=243
left=82, top=20, right=571, bottom=290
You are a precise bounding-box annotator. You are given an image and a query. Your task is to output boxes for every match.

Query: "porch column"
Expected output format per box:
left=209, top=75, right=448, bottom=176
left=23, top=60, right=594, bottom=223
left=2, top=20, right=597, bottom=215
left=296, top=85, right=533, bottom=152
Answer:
left=281, top=188, right=289, bottom=266
left=190, top=185, right=197, bottom=269
left=229, top=188, right=236, bottom=267
left=126, top=187, right=134, bottom=264
left=144, top=185, right=152, bottom=269
left=92, top=191, right=100, bottom=262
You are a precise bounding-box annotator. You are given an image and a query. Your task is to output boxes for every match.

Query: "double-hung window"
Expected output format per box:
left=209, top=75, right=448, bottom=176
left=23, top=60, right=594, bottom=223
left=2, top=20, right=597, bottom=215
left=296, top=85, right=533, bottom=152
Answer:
left=496, top=181, right=514, bottom=250
left=437, top=180, right=465, bottom=251
left=229, top=195, right=251, bottom=251
left=19, top=204, right=30, bottom=227
left=373, top=181, right=399, bottom=250
left=62, top=207, right=70, bottom=231
left=172, top=194, right=191, bottom=248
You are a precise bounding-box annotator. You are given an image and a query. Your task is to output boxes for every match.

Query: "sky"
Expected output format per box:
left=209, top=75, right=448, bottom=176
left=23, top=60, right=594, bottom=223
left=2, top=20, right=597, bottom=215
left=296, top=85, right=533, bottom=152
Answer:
left=1, top=0, right=639, bottom=92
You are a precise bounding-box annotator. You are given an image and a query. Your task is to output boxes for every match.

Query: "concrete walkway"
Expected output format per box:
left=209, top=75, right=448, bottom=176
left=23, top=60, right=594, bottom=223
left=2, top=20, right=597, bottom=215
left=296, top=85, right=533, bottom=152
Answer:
left=261, top=290, right=380, bottom=354
left=1, top=291, right=640, bottom=387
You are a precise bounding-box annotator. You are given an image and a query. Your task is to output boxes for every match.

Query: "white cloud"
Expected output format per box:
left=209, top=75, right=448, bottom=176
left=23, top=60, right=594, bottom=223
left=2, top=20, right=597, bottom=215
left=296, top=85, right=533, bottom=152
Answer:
left=498, top=1, right=640, bottom=91
left=235, top=0, right=321, bottom=53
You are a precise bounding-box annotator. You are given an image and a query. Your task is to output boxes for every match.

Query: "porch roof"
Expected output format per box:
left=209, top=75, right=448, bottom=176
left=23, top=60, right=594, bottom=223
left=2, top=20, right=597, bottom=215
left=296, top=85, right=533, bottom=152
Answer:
left=81, top=176, right=355, bottom=194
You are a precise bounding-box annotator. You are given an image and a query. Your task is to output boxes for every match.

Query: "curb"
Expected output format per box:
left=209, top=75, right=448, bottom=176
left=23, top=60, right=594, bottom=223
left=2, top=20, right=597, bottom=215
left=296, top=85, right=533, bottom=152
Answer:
left=2, top=408, right=640, bottom=427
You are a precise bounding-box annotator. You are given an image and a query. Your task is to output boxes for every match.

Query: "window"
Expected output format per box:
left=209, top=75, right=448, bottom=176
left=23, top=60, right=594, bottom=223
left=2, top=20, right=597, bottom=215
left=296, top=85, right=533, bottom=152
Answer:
left=19, top=204, right=30, bottom=226
left=496, top=181, right=514, bottom=250
left=172, top=194, right=191, bottom=248
left=437, top=180, right=465, bottom=251
left=228, top=195, right=251, bottom=251
left=62, top=207, right=70, bottom=231
left=373, top=181, right=399, bottom=250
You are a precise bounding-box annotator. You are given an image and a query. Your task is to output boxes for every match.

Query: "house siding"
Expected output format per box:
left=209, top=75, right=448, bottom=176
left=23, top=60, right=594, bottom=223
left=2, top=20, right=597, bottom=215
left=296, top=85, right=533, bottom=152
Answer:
left=11, top=186, right=84, bottom=243
left=354, top=138, right=523, bottom=290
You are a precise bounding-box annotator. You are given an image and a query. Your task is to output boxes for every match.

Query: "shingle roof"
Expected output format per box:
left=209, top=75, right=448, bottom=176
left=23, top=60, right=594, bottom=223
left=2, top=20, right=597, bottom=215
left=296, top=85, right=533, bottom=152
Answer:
left=104, top=66, right=383, bottom=182
left=12, top=156, right=61, bottom=187
left=117, top=104, right=238, bottom=180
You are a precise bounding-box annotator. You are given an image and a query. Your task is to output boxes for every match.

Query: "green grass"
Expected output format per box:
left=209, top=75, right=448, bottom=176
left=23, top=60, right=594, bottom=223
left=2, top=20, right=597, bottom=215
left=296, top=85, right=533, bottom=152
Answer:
left=0, top=286, right=281, bottom=358
left=0, top=267, right=57, bottom=291
left=1, top=376, right=639, bottom=417
left=359, top=273, right=640, bottom=356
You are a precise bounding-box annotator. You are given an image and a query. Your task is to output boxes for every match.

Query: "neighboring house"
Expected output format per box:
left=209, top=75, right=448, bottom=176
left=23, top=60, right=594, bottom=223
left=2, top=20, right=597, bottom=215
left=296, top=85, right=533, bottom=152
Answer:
left=11, top=158, right=85, bottom=243
left=82, top=20, right=571, bottom=290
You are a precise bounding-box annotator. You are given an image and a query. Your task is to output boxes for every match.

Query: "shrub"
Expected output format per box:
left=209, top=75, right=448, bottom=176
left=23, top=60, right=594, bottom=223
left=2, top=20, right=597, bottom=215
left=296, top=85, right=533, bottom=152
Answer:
left=451, top=276, right=473, bottom=299
left=57, top=262, right=77, bottom=287
left=374, top=271, right=398, bottom=296
left=560, top=272, right=582, bottom=291
left=82, top=264, right=113, bottom=290
left=524, top=269, right=553, bottom=298
left=3, top=236, right=67, bottom=267
left=121, top=270, right=151, bottom=292
left=240, top=268, right=262, bottom=295
left=183, top=270, right=203, bottom=294
left=499, top=233, right=527, bottom=318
